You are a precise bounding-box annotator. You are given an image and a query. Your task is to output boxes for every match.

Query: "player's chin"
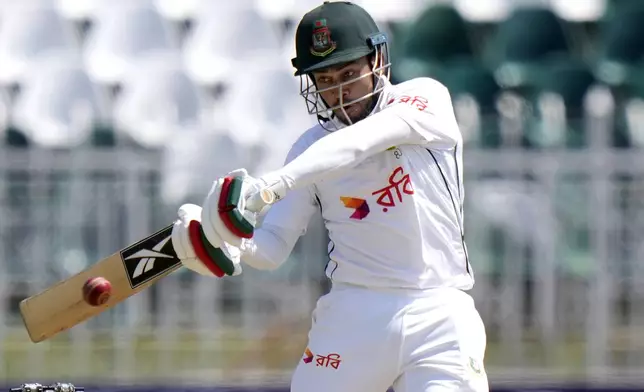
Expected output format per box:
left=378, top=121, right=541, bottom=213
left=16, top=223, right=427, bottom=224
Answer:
left=347, top=107, right=370, bottom=123
left=336, top=105, right=369, bottom=124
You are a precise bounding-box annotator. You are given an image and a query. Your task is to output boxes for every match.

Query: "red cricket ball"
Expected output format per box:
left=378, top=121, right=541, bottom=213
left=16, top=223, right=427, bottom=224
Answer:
left=82, top=277, right=112, bottom=306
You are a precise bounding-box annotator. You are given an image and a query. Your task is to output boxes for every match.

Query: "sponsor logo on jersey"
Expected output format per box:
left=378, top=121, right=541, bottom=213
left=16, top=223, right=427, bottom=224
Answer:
left=340, top=197, right=370, bottom=220
left=303, top=348, right=314, bottom=364
left=371, top=166, right=414, bottom=212
left=120, top=225, right=181, bottom=289
left=302, top=347, right=342, bottom=369
left=390, top=95, right=429, bottom=112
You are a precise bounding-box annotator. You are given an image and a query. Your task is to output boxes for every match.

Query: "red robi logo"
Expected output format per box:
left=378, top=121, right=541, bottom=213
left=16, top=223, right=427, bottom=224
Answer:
left=302, top=348, right=342, bottom=370
left=388, top=95, right=429, bottom=112
left=371, top=166, right=414, bottom=212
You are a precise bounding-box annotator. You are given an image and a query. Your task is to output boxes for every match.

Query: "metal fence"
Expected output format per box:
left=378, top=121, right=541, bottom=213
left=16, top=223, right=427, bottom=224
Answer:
left=0, top=110, right=643, bottom=388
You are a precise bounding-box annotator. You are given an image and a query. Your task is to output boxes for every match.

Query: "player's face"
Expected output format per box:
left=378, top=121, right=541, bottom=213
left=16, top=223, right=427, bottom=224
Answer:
left=312, top=57, right=375, bottom=124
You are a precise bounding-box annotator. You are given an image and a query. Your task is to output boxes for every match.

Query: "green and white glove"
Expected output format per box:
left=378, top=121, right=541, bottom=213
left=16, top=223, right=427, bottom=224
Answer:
left=171, top=203, right=242, bottom=277
left=200, top=168, right=285, bottom=247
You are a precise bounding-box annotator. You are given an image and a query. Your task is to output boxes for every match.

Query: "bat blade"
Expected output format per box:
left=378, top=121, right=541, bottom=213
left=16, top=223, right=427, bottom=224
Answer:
left=19, top=224, right=182, bottom=343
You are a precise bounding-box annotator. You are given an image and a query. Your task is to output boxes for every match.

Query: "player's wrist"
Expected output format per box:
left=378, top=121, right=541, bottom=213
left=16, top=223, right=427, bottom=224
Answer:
left=256, top=172, right=290, bottom=203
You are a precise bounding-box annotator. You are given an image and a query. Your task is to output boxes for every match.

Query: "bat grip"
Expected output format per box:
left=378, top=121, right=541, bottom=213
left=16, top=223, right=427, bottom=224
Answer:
left=245, top=188, right=276, bottom=212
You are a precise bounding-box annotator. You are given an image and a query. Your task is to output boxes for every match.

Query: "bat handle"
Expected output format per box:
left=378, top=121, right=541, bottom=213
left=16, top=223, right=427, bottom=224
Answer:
left=245, top=188, right=277, bottom=212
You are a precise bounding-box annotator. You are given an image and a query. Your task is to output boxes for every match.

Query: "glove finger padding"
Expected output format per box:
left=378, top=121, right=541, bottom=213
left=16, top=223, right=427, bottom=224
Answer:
left=183, top=252, right=223, bottom=277
left=219, top=175, right=255, bottom=237
left=172, top=204, right=224, bottom=278
left=202, top=170, right=261, bottom=248
left=188, top=220, right=241, bottom=277
left=187, top=220, right=226, bottom=277
left=172, top=203, right=242, bottom=278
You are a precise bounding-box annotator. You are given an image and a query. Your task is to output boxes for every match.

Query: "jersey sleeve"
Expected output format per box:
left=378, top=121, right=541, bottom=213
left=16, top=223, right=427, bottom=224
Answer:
left=239, top=141, right=320, bottom=271
left=263, top=78, right=461, bottom=193
left=386, top=78, right=461, bottom=149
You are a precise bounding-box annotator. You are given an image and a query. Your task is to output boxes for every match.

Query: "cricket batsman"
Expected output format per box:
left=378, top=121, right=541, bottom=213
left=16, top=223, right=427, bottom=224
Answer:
left=170, top=1, right=489, bottom=391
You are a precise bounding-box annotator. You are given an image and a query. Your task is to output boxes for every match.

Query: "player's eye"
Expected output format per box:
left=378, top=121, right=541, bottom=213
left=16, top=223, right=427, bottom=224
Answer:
left=318, top=76, right=332, bottom=85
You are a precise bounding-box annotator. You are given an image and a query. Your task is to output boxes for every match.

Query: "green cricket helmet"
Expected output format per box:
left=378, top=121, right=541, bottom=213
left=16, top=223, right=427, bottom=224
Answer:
left=291, top=1, right=391, bottom=129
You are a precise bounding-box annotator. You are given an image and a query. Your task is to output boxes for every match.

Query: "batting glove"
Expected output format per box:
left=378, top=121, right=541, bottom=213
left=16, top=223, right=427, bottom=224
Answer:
left=200, top=168, right=271, bottom=249
left=171, top=203, right=242, bottom=278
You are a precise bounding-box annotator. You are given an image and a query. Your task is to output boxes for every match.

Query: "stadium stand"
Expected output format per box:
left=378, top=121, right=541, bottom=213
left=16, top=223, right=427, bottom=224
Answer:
left=1, top=1, right=643, bottom=391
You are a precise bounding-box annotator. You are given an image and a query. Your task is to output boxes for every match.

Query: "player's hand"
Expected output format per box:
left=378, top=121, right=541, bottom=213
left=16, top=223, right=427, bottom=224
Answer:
left=171, top=203, right=242, bottom=278
left=200, top=168, right=269, bottom=248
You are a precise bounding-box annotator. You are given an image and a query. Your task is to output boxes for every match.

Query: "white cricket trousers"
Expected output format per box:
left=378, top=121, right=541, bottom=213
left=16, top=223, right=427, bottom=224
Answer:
left=290, top=283, right=489, bottom=392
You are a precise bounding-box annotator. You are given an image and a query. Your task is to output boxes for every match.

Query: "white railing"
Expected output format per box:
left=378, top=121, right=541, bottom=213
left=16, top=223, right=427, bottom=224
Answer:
left=0, top=143, right=643, bottom=385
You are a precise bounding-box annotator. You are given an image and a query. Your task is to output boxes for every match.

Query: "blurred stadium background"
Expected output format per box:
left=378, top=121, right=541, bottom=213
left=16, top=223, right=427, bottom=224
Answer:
left=1, top=0, right=644, bottom=390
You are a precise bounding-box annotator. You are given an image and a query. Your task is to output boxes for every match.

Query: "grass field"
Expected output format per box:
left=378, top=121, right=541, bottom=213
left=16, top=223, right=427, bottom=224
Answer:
left=0, top=326, right=607, bottom=385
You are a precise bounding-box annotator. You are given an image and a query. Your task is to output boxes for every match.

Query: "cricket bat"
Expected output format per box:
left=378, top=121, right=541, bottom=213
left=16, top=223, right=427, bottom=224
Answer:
left=18, top=186, right=277, bottom=343
left=19, top=224, right=182, bottom=343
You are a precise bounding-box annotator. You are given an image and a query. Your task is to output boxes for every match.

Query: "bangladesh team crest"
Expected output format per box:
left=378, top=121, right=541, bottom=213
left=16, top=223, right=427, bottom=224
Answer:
left=310, top=19, right=336, bottom=57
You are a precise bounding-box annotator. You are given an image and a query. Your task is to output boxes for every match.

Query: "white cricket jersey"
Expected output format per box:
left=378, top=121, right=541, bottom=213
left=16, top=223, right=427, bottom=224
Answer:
left=241, top=77, right=474, bottom=291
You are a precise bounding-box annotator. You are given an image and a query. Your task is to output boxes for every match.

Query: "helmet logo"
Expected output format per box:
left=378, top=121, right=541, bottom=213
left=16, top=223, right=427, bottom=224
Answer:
left=310, top=19, right=336, bottom=57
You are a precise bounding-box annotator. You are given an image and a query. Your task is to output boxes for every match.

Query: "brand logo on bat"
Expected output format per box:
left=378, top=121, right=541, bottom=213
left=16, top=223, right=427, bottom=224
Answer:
left=120, top=225, right=181, bottom=289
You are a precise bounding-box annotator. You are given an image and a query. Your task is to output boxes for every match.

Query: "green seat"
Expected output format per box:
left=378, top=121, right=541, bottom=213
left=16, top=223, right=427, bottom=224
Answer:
left=401, top=5, right=472, bottom=63
left=443, top=61, right=501, bottom=113
left=595, top=3, right=644, bottom=87
left=489, top=8, right=572, bottom=89
left=441, top=61, right=503, bottom=148
left=604, top=0, right=643, bottom=19
left=393, top=58, right=447, bottom=83
left=91, top=123, right=117, bottom=148
left=4, top=126, right=29, bottom=148
left=387, top=20, right=412, bottom=84
left=394, top=5, right=473, bottom=82
left=521, top=61, right=596, bottom=149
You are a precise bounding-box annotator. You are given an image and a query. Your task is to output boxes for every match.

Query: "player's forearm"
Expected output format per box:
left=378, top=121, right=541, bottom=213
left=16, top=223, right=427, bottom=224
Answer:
left=262, top=109, right=420, bottom=192
left=258, top=81, right=460, bottom=198
left=239, top=224, right=295, bottom=271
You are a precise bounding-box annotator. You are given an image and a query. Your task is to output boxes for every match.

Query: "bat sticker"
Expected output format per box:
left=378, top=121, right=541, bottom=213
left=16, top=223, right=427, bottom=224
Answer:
left=120, top=225, right=181, bottom=289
